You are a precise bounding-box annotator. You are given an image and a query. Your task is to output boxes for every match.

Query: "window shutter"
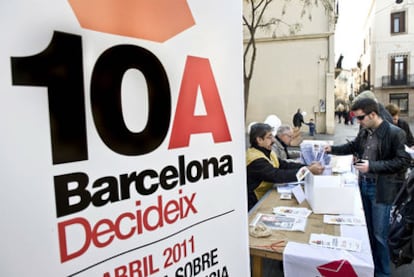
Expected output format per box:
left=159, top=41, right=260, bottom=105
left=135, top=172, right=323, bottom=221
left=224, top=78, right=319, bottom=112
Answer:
left=401, top=12, right=406, bottom=32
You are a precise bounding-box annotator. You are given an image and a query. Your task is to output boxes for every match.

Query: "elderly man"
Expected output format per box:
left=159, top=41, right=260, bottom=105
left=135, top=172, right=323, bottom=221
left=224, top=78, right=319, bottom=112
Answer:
left=246, top=123, right=324, bottom=210
left=272, top=124, right=301, bottom=161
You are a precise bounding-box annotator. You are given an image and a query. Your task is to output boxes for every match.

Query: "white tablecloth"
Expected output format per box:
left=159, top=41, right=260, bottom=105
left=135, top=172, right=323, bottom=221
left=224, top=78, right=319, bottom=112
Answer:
left=283, top=182, right=374, bottom=276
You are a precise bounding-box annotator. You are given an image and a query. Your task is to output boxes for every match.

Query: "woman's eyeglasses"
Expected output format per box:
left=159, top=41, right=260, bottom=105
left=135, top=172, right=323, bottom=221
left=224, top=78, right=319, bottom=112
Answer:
left=356, top=114, right=367, bottom=121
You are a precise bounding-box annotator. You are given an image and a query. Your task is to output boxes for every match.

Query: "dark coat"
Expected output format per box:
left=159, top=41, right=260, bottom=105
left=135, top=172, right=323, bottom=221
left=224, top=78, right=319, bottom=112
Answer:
left=246, top=146, right=304, bottom=210
left=379, top=103, right=393, bottom=123
left=397, top=118, right=414, bottom=147
left=293, top=112, right=304, bottom=128
left=330, top=120, right=411, bottom=204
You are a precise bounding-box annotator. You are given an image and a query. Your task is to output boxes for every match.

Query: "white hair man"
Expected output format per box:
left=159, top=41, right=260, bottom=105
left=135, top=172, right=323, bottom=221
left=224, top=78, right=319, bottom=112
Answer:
left=272, top=124, right=301, bottom=161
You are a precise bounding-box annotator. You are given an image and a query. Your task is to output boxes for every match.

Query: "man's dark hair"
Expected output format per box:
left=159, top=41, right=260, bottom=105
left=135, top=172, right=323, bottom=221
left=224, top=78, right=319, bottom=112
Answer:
left=249, top=123, right=273, bottom=146
left=351, top=97, right=379, bottom=115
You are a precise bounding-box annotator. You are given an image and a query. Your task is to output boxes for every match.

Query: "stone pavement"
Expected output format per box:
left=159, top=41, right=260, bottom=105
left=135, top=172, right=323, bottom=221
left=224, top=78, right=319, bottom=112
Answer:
left=301, top=121, right=360, bottom=145
left=301, top=119, right=414, bottom=146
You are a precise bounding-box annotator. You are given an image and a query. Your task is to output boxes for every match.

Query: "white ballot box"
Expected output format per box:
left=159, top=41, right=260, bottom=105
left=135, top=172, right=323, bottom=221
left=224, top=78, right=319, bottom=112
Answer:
left=304, top=173, right=356, bottom=215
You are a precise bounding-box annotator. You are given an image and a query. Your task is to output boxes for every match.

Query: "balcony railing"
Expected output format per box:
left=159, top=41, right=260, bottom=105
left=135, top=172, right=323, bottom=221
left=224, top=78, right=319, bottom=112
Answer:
left=382, top=74, right=414, bottom=88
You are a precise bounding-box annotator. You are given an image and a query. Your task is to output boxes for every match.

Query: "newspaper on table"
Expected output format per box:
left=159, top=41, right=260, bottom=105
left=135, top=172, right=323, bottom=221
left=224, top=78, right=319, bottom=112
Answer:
left=309, top=233, right=362, bottom=252
left=273, top=206, right=312, bottom=218
left=250, top=213, right=307, bottom=232
left=323, top=215, right=365, bottom=225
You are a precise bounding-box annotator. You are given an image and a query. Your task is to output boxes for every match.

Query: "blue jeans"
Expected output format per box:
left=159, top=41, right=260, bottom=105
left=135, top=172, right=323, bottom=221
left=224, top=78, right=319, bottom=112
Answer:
left=360, top=178, right=391, bottom=277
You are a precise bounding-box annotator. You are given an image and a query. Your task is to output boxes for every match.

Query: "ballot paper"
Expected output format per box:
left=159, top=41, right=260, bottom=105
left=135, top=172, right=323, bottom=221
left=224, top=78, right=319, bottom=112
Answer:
left=273, top=206, right=312, bottom=218
left=250, top=213, right=307, bottom=232
left=309, top=233, right=362, bottom=252
left=323, top=215, right=365, bottom=225
left=277, top=181, right=304, bottom=194
left=296, top=166, right=310, bottom=181
left=291, top=183, right=306, bottom=204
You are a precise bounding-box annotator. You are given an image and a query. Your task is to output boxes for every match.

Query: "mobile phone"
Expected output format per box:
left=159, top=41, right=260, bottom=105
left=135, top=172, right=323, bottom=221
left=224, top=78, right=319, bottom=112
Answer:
left=353, top=159, right=363, bottom=165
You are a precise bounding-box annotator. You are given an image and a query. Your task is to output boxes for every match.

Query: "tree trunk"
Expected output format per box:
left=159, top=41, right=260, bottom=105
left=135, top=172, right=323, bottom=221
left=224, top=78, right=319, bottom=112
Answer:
left=244, top=76, right=250, bottom=118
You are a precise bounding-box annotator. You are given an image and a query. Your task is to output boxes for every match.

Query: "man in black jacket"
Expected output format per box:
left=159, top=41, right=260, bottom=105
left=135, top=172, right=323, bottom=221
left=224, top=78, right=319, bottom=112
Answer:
left=292, top=108, right=305, bottom=128
left=325, top=98, right=411, bottom=277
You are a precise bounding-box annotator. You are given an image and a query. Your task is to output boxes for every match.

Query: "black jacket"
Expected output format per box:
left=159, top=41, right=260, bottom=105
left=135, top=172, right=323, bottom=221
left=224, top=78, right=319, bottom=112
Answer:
left=246, top=146, right=304, bottom=210
left=330, top=120, right=411, bottom=204
left=293, top=112, right=305, bottom=128
left=397, top=118, right=414, bottom=147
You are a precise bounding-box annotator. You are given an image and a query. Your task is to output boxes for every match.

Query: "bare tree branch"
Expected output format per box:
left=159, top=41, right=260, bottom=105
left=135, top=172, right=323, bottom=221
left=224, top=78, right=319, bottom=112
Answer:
left=243, top=0, right=334, bottom=114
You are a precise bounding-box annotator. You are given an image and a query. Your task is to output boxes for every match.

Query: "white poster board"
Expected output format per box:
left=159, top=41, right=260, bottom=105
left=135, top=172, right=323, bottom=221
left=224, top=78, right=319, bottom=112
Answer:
left=0, top=1, right=249, bottom=276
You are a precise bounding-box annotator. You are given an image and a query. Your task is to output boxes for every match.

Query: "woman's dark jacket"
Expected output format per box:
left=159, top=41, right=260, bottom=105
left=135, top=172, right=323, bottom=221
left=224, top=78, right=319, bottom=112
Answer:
left=330, top=120, right=411, bottom=204
left=397, top=118, right=414, bottom=147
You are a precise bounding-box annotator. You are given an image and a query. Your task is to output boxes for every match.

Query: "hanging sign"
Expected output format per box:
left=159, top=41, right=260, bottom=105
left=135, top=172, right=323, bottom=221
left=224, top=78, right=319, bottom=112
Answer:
left=0, top=1, right=249, bottom=276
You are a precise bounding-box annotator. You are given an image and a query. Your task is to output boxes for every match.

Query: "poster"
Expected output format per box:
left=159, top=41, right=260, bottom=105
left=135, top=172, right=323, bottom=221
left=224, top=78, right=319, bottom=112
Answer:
left=0, top=1, right=249, bottom=276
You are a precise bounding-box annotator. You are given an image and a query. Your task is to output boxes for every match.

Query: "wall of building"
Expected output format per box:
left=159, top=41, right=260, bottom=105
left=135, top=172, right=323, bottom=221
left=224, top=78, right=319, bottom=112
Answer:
left=243, top=0, right=337, bottom=133
left=371, top=0, right=414, bottom=119
left=245, top=35, right=333, bottom=134
left=373, top=1, right=414, bottom=82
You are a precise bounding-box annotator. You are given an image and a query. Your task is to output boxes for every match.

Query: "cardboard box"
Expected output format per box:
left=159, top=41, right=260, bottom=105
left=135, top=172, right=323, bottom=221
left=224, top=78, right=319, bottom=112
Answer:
left=304, top=173, right=356, bottom=215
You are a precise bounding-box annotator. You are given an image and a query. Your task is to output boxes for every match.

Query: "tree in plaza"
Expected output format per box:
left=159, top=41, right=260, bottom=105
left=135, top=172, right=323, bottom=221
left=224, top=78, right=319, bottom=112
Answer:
left=243, top=0, right=335, bottom=113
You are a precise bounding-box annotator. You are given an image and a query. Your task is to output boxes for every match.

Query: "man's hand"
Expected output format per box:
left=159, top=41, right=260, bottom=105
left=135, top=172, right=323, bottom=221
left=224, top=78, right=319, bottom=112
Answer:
left=307, top=162, right=325, bottom=175
left=354, top=159, right=369, bottom=173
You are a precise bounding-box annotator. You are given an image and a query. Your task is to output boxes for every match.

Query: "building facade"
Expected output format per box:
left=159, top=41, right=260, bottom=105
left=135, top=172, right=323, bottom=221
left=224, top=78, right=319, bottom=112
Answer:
left=364, top=0, right=414, bottom=120
left=243, top=0, right=338, bottom=134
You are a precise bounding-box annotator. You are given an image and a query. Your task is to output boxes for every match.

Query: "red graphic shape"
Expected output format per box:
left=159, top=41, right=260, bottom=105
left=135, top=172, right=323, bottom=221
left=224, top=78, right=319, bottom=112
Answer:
left=68, top=0, right=195, bottom=42
left=317, top=260, right=358, bottom=277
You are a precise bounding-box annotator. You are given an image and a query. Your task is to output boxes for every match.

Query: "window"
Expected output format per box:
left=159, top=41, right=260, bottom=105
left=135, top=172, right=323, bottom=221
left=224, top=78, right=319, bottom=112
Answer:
left=390, top=93, right=408, bottom=114
left=391, top=11, right=406, bottom=34
left=391, top=55, right=407, bottom=85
